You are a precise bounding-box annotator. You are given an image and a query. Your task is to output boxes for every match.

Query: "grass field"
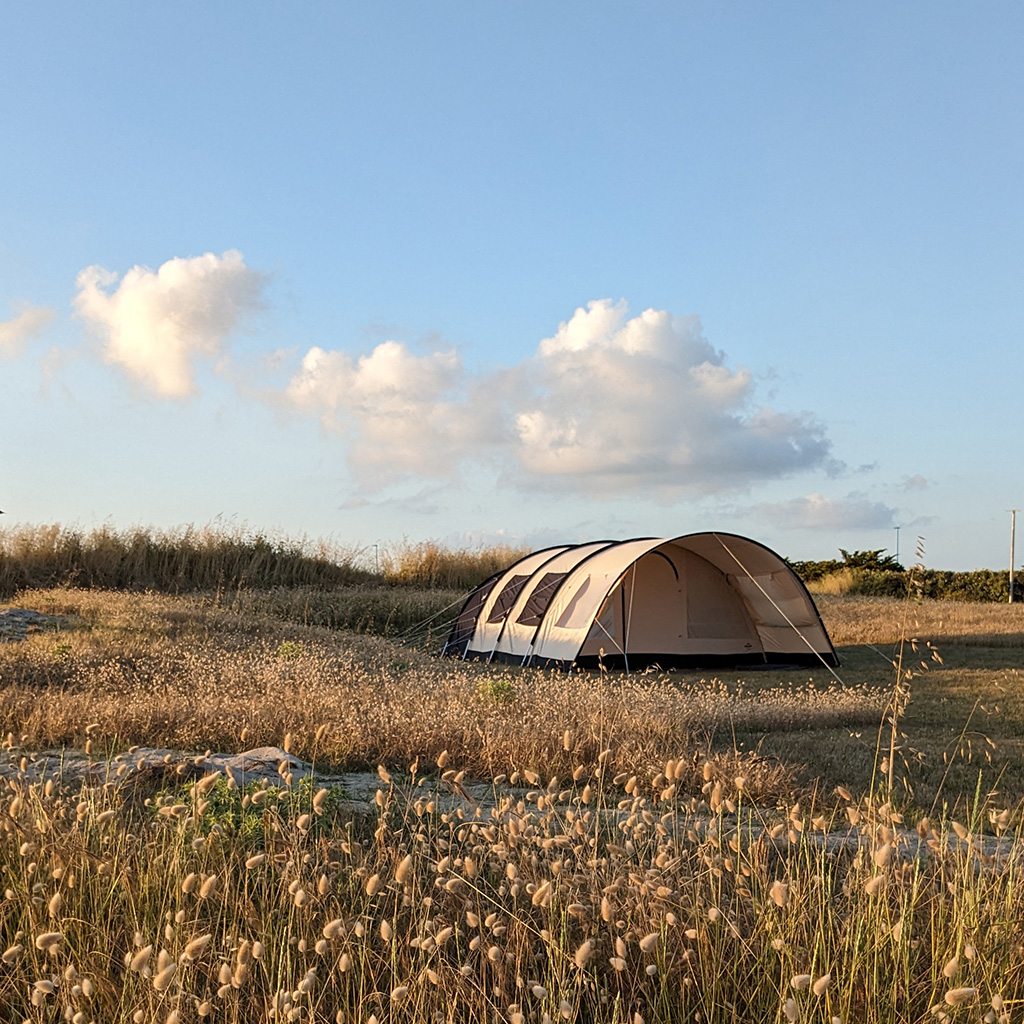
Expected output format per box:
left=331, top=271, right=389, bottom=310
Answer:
left=2, top=585, right=1024, bottom=1022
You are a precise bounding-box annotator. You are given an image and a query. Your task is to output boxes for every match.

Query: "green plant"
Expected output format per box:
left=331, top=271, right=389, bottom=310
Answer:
left=276, top=639, right=303, bottom=660
left=51, top=640, right=73, bottom=660
left=476, top=676, right=517, bottom=705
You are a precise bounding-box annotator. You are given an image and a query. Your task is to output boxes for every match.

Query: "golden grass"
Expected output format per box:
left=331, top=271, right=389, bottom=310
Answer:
left=1, top=742, right=1022, bottom=1021
left=3, top=587, right=1024, bottom=1020
left=0, top=589, right=886, bottom=800
left=379, top=540, right=531, bottom=590
left=816, top=594, right=1024, bottom=646
left=0, top=523, right=528, bottom=598
left=0, top=523, right=370, bottom=597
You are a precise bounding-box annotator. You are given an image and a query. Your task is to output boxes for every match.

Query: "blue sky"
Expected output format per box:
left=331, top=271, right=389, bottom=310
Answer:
left=2, top=2, right=1021, bottom=570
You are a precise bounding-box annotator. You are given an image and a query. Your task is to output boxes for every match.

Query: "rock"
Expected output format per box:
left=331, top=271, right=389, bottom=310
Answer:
left=201, top=746, right=308, bottom=783
left=0, top=608, right=70, bottom=642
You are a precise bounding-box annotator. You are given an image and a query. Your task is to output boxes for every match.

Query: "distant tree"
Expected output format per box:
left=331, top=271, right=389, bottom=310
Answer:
left=838, top=548, right=904, bottom=572
left=788, top=548, right=904, bottom=582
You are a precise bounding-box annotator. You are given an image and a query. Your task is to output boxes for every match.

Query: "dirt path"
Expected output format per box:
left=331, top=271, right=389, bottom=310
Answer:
left=3, top=743, right=1020, bottom=865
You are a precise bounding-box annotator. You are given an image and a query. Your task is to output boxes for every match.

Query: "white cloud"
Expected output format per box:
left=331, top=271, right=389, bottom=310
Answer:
left=903, top=474, right=929, bottom=491
left=508, top=300, right=831, bottom=495
left=73, top=250, right=265, bottom=398
left=0, top=304, right=55, bottom=358
left=757, top=492, right=897, bottom=530
left=286, top=341, right=496, bottom=487
left=284, top=298, right=835, bottom=498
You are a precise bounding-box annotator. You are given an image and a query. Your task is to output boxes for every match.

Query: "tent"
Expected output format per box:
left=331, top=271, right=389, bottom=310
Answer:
left=442, top=533, right=838, bottom=670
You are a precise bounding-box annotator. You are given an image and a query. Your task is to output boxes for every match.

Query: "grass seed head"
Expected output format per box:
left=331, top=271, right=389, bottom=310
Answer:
left=395, top=854, right=413, bottom=884
left=33, top=931, right=63, bottom=954
left=182, top=934, right=212, bottom=961
left=944, top=988, right=978, bottom=1006
left=574, top=940, right=594, bottom=968
left=152, top=962, right=176, bottom=992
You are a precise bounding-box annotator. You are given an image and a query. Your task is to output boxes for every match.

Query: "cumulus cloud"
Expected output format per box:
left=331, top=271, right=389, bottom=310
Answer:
left=903, top=474, right=929, bottom=491
left=286, top=341, right=496, bottom=487
left=285, top=298, right=835, bottom=498
left=757, top=492, right=897, bottom=530
left=508, top=300, right=831, bottom=495
left=73, top=250, right=265, bottom=397
left=0, top=304, right=55, bottom=358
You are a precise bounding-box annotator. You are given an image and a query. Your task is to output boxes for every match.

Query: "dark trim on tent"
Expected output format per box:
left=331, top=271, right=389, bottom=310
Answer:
left=515, top=651, right=838, bottom=671
left=516, top=572, right=568, bottom=627
left=441, top=571, right=502, bottom=658
left=649, top=549, right=680, bottom=579
left=574, top=650, right=839, bottom=671
left=486, top=575, right=531, bottom=623
left=440, top=543, right=572, bottom=659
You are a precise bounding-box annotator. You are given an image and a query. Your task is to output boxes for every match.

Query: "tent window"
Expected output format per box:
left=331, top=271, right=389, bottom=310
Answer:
left=516, top=572, right=567, bottom=626
left=487, top=575, right=530, bottom=623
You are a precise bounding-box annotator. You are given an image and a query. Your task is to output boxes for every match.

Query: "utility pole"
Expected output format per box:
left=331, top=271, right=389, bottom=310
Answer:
left=894, top=525, right=900, bottom=565
left=1010, top=510, right=1019, bottom=604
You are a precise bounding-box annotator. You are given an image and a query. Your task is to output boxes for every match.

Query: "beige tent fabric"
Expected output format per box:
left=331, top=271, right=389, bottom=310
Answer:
left=455, top=533, right=837, bottom=669
left=529, top=538, right=662, bottom=663
left=490, top=540, right=617, bottom=660
left=466, top=545, right=572, bottom=658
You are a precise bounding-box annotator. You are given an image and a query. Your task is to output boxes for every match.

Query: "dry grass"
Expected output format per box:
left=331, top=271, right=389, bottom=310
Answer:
left=4, top=588, right=1024, bottom=1020
left=379, top=540, right=531, bottom=590
left=0, top=523, right=371, bottom=597
left=0, top=523, right=529, bottom=598
left=0, top=590, right=887, bottom=803
left=1, top=741, right=1022, bottom=1022
left=816, top=594, right=1024, bottom=647
left=233, top=585, right=466, bottom=639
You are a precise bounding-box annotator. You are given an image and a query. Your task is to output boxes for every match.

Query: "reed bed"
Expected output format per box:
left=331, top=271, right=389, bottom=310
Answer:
left=378, top=541, right=531, bottom=590
left=0, top=523, right=528, bottom=599
left=0, top=524, right=370, bottom=598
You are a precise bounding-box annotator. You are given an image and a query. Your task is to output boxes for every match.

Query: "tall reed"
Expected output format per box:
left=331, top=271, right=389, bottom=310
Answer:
left=0, top=523, right=370, bottom=597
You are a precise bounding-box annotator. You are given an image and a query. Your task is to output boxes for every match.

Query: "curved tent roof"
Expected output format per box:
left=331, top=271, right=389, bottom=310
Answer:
left=442, top=533, right=838, bottom=670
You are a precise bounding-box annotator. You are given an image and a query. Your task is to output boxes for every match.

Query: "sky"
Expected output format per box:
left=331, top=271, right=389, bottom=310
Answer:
left=2, top=3, right=1022, bottom=571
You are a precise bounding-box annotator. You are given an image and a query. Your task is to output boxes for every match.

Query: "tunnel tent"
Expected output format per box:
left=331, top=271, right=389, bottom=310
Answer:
left=441, top=532, right=839, bottom=671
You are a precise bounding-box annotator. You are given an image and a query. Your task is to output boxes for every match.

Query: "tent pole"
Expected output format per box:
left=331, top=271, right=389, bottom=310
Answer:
left=618, top=565, right=634, bottom=675
left=620, top=586, right=626, bottom=672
